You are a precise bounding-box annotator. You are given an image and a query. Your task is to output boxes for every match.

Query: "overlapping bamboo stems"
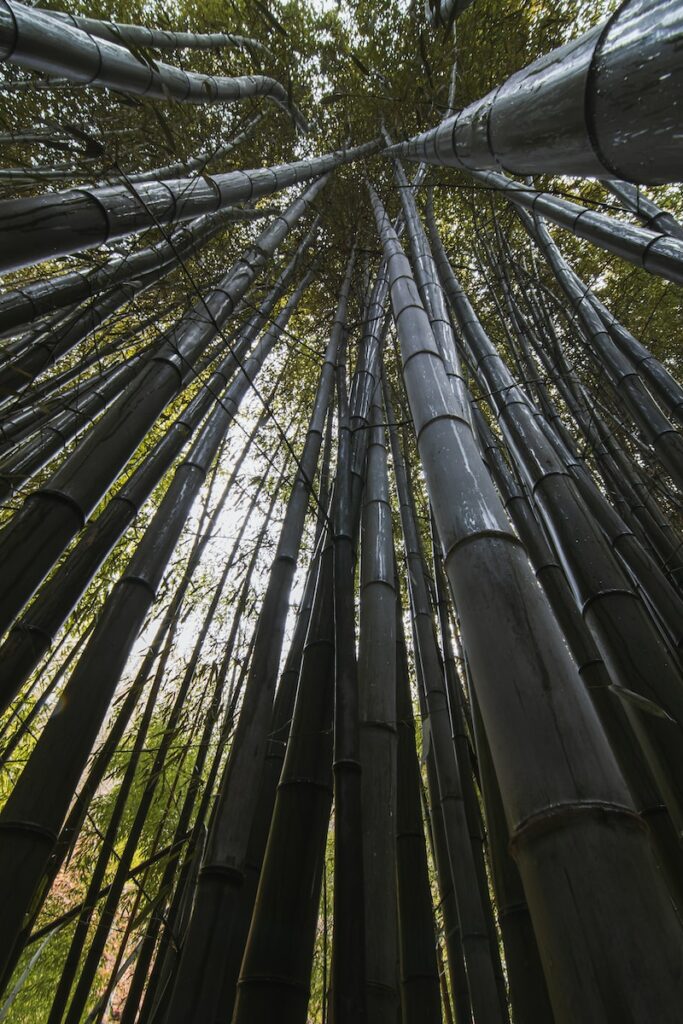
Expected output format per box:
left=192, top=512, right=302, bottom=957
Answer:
left=493, top=254, right=683, bottom=652
left=40, top=10, right=275, bottom=60
left=0, top=138, right=378, bottom=274
left=0, top=181, right=324, bottom=638
left=163, top=251, right=352, bottom=1019
left=505, top=266, right=683, bottom=584
left=384, top=382, right=506, bottom=1024
left=0, top=349, right=150, bottom=500
left=466, top=686, right=554, bottom=1024
left=414, top=643, right=470, bottom=1023
left=0, top=206, right=263, bottom=339
left=393, top=581, right=442, bottom=1024
left=587, top=295, right=683, bottom=429
left=357, top=390, right=399, bottom=1022
left=56, top=460, right=288, bottom=1024
left=533, top=406, right=683, bottom=658
left=0, top=266, right=312, bottom=980
left=117, top=555, right=262, bottom=1024
left=478, top=233, right=683, bottom=651
left=393, top=0, right=683, bottom=184
left=507, top=235, right=683, bottom=473
left=475, top=168, right=683, bottom=285
left=507, top=205, right=683, bottom=491
left=89, top=683, right=214, bottom=1022
left=0, top=420, right=249, bottom=991
left=130, top=631, right=259, bottom=1024
left=48, top=405, right=273, bottom=884
left=330, top=320, right=368, bottom=1024
left=0, top=208, right=266, bottom=393
left=232, top=535, right=336, bottom=1024
left=430, top=528, right=509, bottom=1013
left=370, top=182, right=683, bottom=1022
left=602, top=180, right=683, bottom=242
left=471, top=405, right=683, bottom=907
left=427, top=200, right=683, bottom=820
left=233, top=261, right=387, bottom=1024
left=0, top=247, right=308, bottom=716
left=163, top=254, right=351, bottom=1024
left=214, top=424, right=334, bottom=1019
left=0, top=332, right=161, bottom=452
left=388, top=153, right=467, bottom=414
left=0, top=306, right=179, bottom=421
left=0, top=2, right=307, bottom=130
left=195, top=371, right=334, bottom=1024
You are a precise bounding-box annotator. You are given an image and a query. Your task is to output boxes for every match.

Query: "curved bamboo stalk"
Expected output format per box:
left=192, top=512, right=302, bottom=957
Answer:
left=0, top=185, right=323, bottom=638
left=370, top=182, right=683, bottom=1023
left=0, top=2, right=305, bottom=129
left=0, top=268, right=312, bottom=981
left=392, top=0, right=683, bottom=183
left=0, top=138, right=378, bottom=274
left=41, top=10, right=276, bottom=61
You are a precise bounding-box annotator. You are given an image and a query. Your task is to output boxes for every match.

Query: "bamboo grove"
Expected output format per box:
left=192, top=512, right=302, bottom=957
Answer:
left=0, top=0, right=681, bottom=1020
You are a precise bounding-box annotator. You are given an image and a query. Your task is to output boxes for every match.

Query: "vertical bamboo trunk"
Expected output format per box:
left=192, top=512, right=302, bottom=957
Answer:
left=370, top=183, right=683, bottom=1023
left=231, top=540, right=336, bottom=1024
left=331, top=302, right=368, bottom=1024
left=358, top=391, right=399, bottom=1021
left=385, top=385, right=506, bottom=1024
left=394, top=587, right=442, bottom=1024
left=430, top=535, right=510, bottom=1015
left=469, top=689, right=555, bottom=1024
